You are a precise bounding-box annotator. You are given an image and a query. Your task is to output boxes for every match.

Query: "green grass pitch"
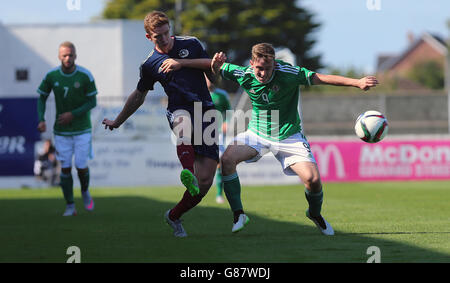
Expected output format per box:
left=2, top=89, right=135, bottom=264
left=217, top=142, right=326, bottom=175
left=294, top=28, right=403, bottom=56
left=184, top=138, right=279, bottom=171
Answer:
left=0, top=180, right=449, bottom=263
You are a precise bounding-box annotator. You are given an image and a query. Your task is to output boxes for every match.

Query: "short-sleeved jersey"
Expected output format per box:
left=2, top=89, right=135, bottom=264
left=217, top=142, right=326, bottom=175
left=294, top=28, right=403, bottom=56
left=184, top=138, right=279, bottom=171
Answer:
left=37, top=65, right=97, bottom=136
left=220, top=59, right=315, bottom=141
left=137, top=36, right=214, bottom=112
left=210, top=88, right=231, bottom=119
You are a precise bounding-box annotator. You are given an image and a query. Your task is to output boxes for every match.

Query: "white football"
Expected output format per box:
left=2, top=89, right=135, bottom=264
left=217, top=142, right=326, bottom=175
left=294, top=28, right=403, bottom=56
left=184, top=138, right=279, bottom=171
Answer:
left=354, top=110, right=388, bottom=143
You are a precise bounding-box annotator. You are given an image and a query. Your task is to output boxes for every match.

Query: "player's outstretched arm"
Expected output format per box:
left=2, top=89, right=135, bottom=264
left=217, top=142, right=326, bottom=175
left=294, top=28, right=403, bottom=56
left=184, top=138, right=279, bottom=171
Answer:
left=102, top=88, right=148, bottom=131
left=160, top=58, right=211, bottom=73
left=312, top=73, right=379, bottom=91
left=160, top=57, right=220, bottom=84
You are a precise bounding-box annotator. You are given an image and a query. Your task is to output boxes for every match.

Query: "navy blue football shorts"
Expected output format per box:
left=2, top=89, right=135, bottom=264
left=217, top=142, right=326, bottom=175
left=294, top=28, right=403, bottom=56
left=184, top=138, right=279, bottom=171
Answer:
left=166, top=106, right=219, bottom=162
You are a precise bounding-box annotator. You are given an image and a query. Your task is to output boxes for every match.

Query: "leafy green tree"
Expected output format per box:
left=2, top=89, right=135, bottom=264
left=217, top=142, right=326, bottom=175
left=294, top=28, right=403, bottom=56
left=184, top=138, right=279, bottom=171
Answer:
left=102, top=0, right=322, bottom=69
left=408, top=60, right=444, bottom=90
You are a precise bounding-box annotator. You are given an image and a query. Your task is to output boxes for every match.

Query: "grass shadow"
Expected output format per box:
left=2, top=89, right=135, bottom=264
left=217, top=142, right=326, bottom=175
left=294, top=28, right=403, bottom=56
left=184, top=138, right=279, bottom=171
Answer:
left=0, top=189, right=449, bottom=263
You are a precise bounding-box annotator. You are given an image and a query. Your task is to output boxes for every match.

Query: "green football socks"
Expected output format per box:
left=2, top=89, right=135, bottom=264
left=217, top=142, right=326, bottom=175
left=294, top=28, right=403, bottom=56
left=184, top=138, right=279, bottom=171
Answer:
left=60, top=172, right=74, bottom=204
left=216, top=168, right=223, bottom=197
left=305, top=188, right=323, bottom=217
left=78, top=168, right=90, bottom=193
left=223, top=172, right=243, bottom=212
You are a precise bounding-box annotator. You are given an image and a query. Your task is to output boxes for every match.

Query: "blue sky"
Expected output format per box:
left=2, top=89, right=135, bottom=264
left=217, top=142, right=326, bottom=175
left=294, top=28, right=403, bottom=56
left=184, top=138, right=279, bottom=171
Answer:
left=0, top=0, right=105, bottom=23
left=301, top=0, right=449, bottom=73
left=0, top=0, right=449, bottom=73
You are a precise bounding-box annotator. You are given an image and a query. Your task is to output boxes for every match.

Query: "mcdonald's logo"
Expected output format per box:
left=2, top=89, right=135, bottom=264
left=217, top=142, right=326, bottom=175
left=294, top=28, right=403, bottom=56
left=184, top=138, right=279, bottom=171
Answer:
left=311, top=144, right=346, bottom=179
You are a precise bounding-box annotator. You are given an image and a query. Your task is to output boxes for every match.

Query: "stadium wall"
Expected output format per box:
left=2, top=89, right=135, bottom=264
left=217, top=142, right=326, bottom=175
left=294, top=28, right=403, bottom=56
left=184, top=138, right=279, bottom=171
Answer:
left=301, top=92, right=449, bottom=135
left=232, top=90, right=449, bottom=136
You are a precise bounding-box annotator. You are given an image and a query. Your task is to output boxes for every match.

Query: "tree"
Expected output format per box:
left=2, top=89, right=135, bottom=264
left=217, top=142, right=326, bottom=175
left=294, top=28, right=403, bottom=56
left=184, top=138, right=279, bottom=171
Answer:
left=102, top=0, right=322, bottom=72
left=408, top=60, right=445, bottom=90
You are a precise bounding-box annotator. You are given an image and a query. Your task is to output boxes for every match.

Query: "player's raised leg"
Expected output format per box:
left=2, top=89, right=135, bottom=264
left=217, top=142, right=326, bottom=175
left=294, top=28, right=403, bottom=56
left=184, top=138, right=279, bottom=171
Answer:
left=170, top=155, right=217, bottom=219
left=221, top=144, right=258, bottom=232
left=289, top=162, right=334, bottom=235
left=166, top=155, right=217, bottom=236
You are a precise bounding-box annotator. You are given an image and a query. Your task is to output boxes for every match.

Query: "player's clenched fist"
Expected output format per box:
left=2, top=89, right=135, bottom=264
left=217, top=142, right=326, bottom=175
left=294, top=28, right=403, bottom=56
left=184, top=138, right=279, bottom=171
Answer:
left=358, top=76, right=379, bottom=91
left=102, top=118, right=119, bottom=131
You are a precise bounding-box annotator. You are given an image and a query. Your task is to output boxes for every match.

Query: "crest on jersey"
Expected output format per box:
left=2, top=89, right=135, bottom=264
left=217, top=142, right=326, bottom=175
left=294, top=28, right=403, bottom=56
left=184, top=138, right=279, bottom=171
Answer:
left=178, top=49, right=189, bottom=58
left=272, top=85, right=279, bottom=92
left=74, top=82, right=80, bottom=88
left=54, top=82, right=59, bottom=87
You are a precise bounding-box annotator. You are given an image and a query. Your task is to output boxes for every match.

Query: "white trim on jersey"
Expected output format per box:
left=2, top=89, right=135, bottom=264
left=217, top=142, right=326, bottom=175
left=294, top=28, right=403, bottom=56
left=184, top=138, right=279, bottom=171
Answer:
left=275, top=64, right=300, bottom=75
left=58, top=66, right=78, bottom=77
left=77, top=65, right=95, bottom=82
left=86, top=90, right=98, bottom=97
left=220, top=63, right=228, bottom=78
left=175, top=35, right=206, bottom=50
left=233, top=69, right=245, bottom=77
left=176, top=35, right=198, bottom=41
left=46, top=66, right=60, bottom=75
left=306, top=71, right=314, bottom=85
left=245, top=68, right=254, bottom=75
left=37, top=89, right=50, bottom=96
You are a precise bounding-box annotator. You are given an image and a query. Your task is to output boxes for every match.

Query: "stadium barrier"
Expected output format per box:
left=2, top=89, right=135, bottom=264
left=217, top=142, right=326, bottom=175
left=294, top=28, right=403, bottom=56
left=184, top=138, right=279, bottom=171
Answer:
left=309, top=136, right=450, bottom=182
left=85, top=135, right=450, bottom=187
left=1, top=94, right=450, bottom=188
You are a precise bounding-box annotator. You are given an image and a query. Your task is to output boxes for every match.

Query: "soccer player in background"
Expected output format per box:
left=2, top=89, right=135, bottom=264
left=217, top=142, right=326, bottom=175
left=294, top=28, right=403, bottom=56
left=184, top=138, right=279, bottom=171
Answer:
left=37, top=41, right=97, bottom=216
left=211, top=44, right=378, bottom=235
left=206, top=77, right=232, bottom=204
left=102, top=11, right=219, bottom=237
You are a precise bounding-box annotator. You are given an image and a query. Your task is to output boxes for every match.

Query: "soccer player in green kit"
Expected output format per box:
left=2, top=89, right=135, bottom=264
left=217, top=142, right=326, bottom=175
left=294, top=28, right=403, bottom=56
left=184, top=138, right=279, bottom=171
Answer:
left=37, top=41, right=97, bottom=216
left=206, top=77, right=232, bottom=204
left=211, top=43, right=378, bottom=235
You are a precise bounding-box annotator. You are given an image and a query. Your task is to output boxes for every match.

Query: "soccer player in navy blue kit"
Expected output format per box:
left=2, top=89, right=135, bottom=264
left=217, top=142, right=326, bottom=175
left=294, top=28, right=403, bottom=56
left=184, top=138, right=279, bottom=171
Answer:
left=103, top=11, right=219, bottom=237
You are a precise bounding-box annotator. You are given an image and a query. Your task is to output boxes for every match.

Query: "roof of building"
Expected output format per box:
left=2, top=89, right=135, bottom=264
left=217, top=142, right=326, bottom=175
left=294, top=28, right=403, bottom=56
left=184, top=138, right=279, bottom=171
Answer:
left=377, top=32, right=448, bottom=72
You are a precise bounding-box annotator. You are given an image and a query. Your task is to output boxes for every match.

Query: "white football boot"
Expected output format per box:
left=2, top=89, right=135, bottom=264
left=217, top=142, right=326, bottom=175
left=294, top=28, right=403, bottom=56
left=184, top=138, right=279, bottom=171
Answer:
left=63, top=204, right=77, bottom=216
left=306, top=210, right=334, bottom=236
left=164, top=210, right=188, bottom=238
left=232, top=214, right=250, bottom=233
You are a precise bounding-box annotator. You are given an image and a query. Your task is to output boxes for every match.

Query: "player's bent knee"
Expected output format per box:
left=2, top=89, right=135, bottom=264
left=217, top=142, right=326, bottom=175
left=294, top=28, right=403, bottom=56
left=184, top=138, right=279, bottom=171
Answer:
left=198, top=180, right=214, bottom=194
left=220, top=153, right=236, bottom=174
left=303, top=175, right=322, bottom=191
left=195, top=173, right=213, bottom=196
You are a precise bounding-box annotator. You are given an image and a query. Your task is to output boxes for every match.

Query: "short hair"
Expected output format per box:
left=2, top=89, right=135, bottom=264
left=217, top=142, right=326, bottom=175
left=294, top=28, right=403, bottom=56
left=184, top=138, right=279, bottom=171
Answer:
left=144, top=11, right=170, bottom=34
left=59, top=41, right=76, bottom=52
left=251, top=43, right=275, bottom=61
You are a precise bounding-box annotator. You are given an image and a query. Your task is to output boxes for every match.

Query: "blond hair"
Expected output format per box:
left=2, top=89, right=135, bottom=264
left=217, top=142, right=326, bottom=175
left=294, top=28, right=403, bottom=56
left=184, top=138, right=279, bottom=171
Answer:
left=251, top=43, right=275, bottom=61
left=59, top=41, right=76, bottom=52
left=144, top=11, right=170, bottom=34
